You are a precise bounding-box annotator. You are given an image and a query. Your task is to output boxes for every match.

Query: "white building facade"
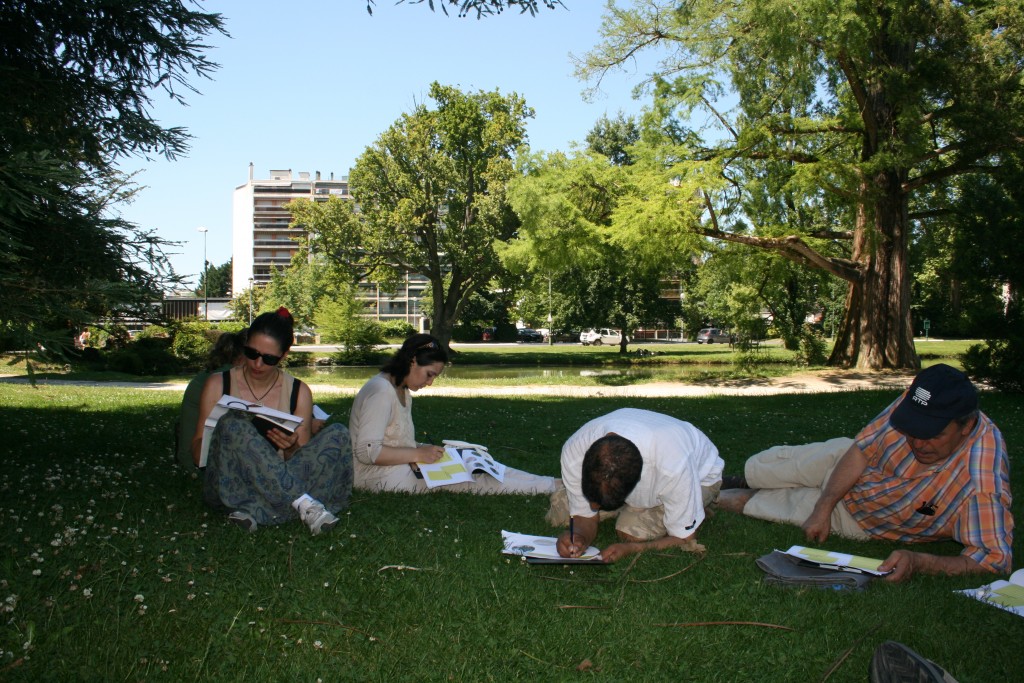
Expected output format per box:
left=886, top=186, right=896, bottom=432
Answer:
left=232, top=165, right=428, bottom=329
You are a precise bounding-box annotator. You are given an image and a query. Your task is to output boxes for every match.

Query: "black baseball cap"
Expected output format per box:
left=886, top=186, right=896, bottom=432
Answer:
left=889, top=364, right=978, bottom=440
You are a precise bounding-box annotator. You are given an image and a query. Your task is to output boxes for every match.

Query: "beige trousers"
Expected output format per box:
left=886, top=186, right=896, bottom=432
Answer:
left=742, top=437, right=869, bottom=540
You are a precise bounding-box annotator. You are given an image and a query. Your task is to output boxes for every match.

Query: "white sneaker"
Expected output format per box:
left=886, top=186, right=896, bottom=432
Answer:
left=228, top=510, right=257, bottom=533
left=293, top=495, right=337, bottom=536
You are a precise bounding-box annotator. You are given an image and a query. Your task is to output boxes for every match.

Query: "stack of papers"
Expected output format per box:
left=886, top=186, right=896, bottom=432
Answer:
left=501, top=530, right=604, bottom=564
left=781, top=545, right=891, bottom=576
left=958, top=568, right=1024, bottom=617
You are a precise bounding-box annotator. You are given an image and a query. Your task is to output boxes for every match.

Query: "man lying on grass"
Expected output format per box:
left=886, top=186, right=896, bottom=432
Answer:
left=547, top=408, right=723, bottom=563
left=718, top=364, right=1013, bottom=582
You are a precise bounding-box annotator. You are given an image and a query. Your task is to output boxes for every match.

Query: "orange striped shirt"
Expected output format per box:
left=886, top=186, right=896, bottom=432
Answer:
left=843, top=395, right=1013, bottom=573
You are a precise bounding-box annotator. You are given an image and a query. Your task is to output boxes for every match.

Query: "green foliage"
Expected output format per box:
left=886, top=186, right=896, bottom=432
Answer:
left=576, top=0, right=1024, bottom=369
left=170, top=320, right=216, bottom=367
left=962, top=318, right=1024, bottom=393
left=366, top=0, right=563, bottom=18
left=292, top=82, right=533, bottom=348
left=378, top=319, right=416, bottom=341
left=228, top=282, right=267, bottom=325
left=796, top=324, right=830, bottom=367
left=260, top=253, right=334, bottom=332
left=314, top=292, right=384, bottom=363
left=106, top=337, right=182, bottom=376
left=0, top=1, right=227, bottom=351
left=195, top=258, right=232, bottom=298
left=135, top=324, right=170, bottom=340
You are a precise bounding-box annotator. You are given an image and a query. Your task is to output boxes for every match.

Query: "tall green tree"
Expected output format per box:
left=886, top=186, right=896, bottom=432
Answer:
left=0, top=0, right=226, bottom=349
left=289, top=82, right=533, bottom=351
left=196, top=258, right=232, bottom=299
left=504, top=148, right=693, bottom=353
left=578, top=0, right=1024, bottom=369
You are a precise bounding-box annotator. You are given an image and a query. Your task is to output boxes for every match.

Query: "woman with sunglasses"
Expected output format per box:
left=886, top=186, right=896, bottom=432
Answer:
left=349, top=333, right=559, bottom=494
left=193, top=308, right=353, bottom=534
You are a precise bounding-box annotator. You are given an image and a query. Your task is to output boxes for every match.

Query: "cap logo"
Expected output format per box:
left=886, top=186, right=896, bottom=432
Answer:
left=912, top=387, right=932, bottom=406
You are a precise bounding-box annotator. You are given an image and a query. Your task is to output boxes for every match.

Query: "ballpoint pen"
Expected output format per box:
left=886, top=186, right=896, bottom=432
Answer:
left=569, top=515, right=575, bottom=555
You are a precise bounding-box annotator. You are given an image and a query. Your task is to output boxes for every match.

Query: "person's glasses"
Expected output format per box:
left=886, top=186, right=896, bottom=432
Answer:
left=242, top=345, right=282, bottom=366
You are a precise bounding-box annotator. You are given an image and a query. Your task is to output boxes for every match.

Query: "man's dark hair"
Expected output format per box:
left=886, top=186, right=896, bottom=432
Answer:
left=580, top=434, right=643, bottom=511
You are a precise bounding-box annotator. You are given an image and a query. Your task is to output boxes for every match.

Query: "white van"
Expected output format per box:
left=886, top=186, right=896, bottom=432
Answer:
left=580, top=328, right=623, bottom=346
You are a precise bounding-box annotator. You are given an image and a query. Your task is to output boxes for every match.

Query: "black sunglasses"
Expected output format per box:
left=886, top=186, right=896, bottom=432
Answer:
left=242, top=345, right=282, bottom=366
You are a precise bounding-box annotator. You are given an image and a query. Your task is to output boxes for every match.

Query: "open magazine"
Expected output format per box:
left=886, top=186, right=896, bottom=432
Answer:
left=198, top=395, right=303, bottom=467
left=781, top=545, right=892, bottom=576
left=416, top=441, right=507, bottom=489
left=957, top=568, right=1024, bottom=618
left=501, top=530, right=604, bottom=564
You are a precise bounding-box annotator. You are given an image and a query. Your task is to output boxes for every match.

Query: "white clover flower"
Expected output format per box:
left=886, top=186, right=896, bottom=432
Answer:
left=82, top=588, right=93, bottom=599
left=31, top=569, right=40, bottom=577
left=134, top=594, right=144, bottom=603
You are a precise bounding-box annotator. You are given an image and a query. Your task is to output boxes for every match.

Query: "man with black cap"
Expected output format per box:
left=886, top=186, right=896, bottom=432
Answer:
left=717, top=364, right=1012, bottom=582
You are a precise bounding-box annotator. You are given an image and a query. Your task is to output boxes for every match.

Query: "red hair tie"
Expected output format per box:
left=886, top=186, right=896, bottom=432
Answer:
left=276, top=307, right=291, bottom=319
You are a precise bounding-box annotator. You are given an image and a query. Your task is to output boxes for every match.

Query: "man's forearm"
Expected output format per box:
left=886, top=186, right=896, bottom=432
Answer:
left=815, top=445, right=869, bottom=510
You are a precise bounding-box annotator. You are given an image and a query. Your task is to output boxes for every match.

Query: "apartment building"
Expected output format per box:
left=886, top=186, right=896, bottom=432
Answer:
left=232, top=165, right=428, bottom=329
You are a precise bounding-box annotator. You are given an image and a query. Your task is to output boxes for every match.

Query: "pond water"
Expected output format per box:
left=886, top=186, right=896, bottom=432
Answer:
left=289, top=363, right=792, bottom=383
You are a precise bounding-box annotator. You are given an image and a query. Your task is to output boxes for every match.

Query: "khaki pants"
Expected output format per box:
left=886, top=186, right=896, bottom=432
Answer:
left=742, top=437, right=869, bottom=540
left=545, top=482, right=721, bottom=541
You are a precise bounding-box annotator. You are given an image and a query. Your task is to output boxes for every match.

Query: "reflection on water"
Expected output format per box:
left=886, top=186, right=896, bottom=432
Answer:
left=289, top=364, right=792, bottom=383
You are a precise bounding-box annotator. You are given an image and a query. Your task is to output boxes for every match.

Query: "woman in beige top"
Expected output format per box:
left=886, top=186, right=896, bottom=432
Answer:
left=349, top=333, right=558, bottom=495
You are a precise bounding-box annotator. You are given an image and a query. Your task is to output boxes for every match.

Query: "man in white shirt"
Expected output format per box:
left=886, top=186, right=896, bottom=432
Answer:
left=548, top=408, right=723, bottom=562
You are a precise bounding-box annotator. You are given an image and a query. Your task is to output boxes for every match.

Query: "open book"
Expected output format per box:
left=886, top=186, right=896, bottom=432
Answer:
left=416, top=442, right=507, bottom=489
left=957, top=568, right=1024, bottom=618
left=501, top=530, right=604, bottom=564
left=781, top=545, right=892, bottom=577
left=198, top=395, right=303, bottom=467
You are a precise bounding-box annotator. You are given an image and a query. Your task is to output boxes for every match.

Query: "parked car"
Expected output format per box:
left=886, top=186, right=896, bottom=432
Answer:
left=696, top=327, right=733, bottom=344
left=543, top=328, right=577, bottom=343
left=580, top=328, right=624, bottom=346
left=517, top=327, right=544, bottom=343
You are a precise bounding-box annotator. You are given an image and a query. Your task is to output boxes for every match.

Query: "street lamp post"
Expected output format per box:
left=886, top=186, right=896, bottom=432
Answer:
left=248, top=276, right=254, bottom=325
left=197, top=227, right=208, bottom=321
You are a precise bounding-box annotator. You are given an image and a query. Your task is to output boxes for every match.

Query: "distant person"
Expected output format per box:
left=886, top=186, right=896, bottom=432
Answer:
left=549, top=408, right=723, bottom=563
left=195, top=308, right=352, bottom=534
left=348, top=333, right=559, bottom=494
left=717, top=364, right=1012, bottom=581
left=175, top=329, right=246, bottom=469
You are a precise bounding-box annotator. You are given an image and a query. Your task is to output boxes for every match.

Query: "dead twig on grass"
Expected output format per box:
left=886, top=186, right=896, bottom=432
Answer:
left=818, top=620, right=883, bottom=682
left=630, top=557, right=704, bottom=584
left=615, top=553, right=642, bottom=606
left=376, top=564, right=435, bottom=573
left=557, top=605, right=610, bottom=610
left=655, top=620, right=795, bottom=631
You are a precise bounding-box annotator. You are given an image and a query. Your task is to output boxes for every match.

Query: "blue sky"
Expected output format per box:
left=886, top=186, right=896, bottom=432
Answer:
left=116, top=1, right=655, bottom=289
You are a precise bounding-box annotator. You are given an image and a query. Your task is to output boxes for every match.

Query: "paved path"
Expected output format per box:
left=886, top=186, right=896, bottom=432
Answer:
left=0, top=370, right=916, bottom=398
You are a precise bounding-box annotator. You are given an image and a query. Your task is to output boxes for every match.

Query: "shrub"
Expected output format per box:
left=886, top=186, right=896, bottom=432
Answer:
left=379, top=320, right=416, bottom=341
left=106, top=337, right=183, bottom=375
left=171, top=320, right=216, bottom=368
left=961, top=333, right=1024, bottom=393
left=795, top=324, right=829, bottom=366
left=135, top=324, right=169, bottom=339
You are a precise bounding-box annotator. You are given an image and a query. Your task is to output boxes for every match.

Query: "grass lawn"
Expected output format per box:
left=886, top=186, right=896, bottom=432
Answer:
left=1, top=383, right=1021, bottom=681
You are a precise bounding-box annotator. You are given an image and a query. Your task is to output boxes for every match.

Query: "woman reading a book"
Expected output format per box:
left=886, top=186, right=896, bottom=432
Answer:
left=194, top=308, right=353, bottom=534
left=349, top=333, right=558, bottom=494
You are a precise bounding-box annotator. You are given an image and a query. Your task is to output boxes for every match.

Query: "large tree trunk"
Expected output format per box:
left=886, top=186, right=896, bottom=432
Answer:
left=829, top=172, right=919, bottom=370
